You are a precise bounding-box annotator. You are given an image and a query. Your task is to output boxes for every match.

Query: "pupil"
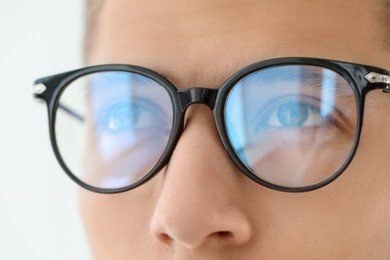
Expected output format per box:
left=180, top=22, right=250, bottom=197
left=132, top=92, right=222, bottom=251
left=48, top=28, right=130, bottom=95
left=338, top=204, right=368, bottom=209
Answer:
left=277, top=102, right=309, bottom=127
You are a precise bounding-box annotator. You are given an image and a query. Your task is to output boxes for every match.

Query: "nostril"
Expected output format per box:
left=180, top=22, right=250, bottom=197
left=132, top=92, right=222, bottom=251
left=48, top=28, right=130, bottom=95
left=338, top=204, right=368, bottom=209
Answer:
left=217, top=231, right=232, bottom=238
left=157, top=233, right=172, bottom=245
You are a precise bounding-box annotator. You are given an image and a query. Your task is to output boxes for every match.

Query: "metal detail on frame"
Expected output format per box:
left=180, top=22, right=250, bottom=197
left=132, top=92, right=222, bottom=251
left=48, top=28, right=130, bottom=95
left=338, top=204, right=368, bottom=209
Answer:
left=365, top=72, right=390, bottom=93
left=33, top=83, right=47, bottom=95
left=365, top=72, right=390, bottom=84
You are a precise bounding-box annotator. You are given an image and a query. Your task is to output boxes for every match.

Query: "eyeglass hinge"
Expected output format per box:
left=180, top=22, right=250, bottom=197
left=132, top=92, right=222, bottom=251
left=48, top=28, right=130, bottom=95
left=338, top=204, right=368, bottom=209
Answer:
left=365, top=72, right=390, bottom=93
left=33, top=83, right=47, bottom=95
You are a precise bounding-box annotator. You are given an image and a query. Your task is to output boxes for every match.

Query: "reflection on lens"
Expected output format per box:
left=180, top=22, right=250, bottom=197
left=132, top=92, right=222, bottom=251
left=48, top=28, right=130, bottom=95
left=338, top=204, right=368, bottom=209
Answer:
left=225, top=65, right=357, bottom=188
left=55, top=71, right=173, bottom=190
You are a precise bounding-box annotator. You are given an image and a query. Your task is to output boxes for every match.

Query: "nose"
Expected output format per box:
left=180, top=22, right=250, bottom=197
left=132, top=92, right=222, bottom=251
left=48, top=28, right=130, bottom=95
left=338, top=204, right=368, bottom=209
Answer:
left=150, top=105, right=252, bottom=250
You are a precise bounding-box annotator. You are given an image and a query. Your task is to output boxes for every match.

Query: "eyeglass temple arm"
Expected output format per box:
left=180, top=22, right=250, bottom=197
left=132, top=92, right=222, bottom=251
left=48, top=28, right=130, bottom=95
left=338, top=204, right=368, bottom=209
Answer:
left=33, top=83, right=85, bottom=122
left=57, top=103, right=84, bottom=122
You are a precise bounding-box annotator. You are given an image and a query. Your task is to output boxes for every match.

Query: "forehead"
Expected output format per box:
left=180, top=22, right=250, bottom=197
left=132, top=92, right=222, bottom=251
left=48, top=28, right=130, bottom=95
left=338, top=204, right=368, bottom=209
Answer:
left=91, top=0, right=386, bottom=88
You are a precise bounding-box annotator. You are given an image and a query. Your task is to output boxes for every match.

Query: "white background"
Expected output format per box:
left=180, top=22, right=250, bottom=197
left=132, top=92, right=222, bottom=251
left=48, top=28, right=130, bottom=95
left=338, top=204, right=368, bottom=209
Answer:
left=0, top=1, right=90, bottom=259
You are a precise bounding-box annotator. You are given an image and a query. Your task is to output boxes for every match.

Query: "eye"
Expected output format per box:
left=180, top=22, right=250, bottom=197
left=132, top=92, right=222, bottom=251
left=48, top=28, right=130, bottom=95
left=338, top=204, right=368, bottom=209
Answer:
left=96, top=98, right=168, bottom=134
left=269, top=101, right=325, bottom=128
left=255, top=95, right=335, bottom=131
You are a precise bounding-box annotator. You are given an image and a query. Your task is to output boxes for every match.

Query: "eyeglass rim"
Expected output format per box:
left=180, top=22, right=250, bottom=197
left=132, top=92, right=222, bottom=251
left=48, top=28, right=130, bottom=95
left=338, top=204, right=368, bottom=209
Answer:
left=34, top=57, right=390, bottom=193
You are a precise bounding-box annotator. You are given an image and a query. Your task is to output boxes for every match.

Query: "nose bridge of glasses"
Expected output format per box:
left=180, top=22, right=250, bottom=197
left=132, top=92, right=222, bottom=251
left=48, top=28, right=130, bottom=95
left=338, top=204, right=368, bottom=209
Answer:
left=177, top=88, right=218, bottom=111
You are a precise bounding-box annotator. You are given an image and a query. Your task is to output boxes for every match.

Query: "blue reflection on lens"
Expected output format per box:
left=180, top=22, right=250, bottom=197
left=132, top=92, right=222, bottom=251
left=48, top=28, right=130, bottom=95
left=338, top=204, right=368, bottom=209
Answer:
left=320, top=69, right=336, bottom=118
left=224, top=82, right=248, bottom=151
left=225, top=112, right=250, bottom=166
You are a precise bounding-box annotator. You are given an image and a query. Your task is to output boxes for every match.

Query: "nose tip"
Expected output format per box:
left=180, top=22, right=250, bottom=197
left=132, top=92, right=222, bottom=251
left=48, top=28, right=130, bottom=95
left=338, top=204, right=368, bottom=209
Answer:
left=150, top=203, right=252, bottom=250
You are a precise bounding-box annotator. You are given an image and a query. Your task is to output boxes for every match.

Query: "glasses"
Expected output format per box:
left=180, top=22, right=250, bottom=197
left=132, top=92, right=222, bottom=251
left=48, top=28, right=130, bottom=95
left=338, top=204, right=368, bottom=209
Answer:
left=33, top=57, right=390, bottom=193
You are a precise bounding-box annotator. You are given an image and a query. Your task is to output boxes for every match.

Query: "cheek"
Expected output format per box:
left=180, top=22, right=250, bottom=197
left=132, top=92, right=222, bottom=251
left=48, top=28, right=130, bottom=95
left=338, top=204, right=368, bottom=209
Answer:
left=336, top=91, right=390, bottom=251
left=78, top=176, right=161, bottom=259
left=354, top=91, right=390, bottom=184
left=244, top=180, right=390, bottom=258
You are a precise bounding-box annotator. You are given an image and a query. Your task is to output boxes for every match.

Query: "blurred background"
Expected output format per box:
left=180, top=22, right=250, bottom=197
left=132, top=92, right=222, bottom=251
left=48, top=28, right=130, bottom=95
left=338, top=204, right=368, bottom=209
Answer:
left=0, top=1, right=90, bottom=259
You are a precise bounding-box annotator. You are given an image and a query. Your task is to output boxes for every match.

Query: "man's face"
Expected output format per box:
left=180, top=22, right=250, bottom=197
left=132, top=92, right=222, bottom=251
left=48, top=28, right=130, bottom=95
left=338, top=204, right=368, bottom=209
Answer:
left=80, top=0, right=390, bottom=259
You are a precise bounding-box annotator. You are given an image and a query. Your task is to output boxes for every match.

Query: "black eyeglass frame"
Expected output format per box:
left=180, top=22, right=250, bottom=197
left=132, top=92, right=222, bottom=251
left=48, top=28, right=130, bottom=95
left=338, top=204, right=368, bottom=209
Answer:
left=34, top=57, right=390, bottom=193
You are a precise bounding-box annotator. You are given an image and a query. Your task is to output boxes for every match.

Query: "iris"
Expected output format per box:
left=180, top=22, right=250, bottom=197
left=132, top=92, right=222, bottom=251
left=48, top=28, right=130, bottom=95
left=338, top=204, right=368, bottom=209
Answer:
left=277, top=102, right=309, bottom=128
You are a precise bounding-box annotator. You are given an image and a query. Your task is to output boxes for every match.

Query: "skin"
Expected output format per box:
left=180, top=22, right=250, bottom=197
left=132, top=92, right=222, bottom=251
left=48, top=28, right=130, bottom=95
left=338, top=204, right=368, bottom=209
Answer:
left=79, top=0, right=390, bottom=259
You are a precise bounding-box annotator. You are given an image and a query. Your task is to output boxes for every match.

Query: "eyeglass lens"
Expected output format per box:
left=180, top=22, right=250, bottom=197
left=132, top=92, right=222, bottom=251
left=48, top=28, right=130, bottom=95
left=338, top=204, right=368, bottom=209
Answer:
left=55, top=72, right=174, bottom=189
left=54, top=65, right=358, bottom=190
left=225, top=65, right=357, bottom=187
